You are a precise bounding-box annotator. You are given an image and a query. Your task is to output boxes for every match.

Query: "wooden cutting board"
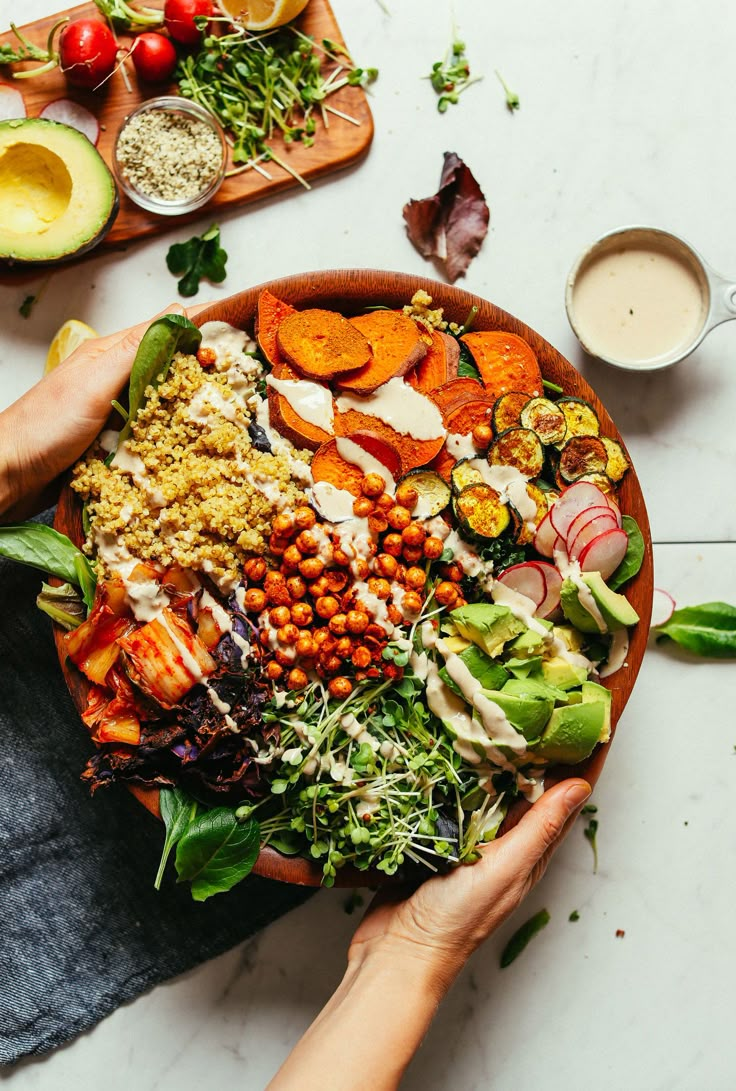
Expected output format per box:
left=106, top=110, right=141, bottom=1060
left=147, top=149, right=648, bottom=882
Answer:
left=0, top=1, right=373, bottom=262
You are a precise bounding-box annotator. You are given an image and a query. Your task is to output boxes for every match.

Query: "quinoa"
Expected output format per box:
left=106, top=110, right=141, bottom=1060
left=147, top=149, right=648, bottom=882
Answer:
left=72, top=352, right=310, bottom=590
left=116, top=108, right=223, bottom=202
left=402, top=289, right=462, bottom=334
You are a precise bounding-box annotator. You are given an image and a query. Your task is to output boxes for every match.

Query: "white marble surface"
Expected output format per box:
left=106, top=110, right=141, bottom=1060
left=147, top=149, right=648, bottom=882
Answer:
left=2, top=0, right=736, bottom=1087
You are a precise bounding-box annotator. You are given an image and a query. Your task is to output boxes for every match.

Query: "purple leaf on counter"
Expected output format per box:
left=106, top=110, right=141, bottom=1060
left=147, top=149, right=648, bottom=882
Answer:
left=402, top=152, right=489, bottom=282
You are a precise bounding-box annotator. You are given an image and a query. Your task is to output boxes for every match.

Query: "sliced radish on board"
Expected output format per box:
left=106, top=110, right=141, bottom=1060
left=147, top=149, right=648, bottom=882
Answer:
left=569, top=513, right=622, bottom=560
left=496, top=562, right=547, bottom=609
left=0, top=85, right=26, bottom=120
left=604, top=496, right=623, bottom=526
left=548, top=481, right=610, bottom=538
left=565, top=505, right=618, bottom=551
left=528, top=561, right=562, bottom=617
left=533, top=511, right=559, bottom=558
left=577, top=527, right=629, bottom=580
left=651, top=588, right=676, bottom=628
left=39, top=99, right=99, bottom=145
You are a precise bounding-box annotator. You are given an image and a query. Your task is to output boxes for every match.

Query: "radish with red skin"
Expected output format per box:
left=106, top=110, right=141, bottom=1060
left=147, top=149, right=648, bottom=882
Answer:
left=548, top=481, right=610, bottom=538
left=577, top=528, right=629, bottom=581
left=0, top=86, right=26, bottom=119
left=40, top=98, right=99, bottom=144
left=59, top=19, right=118, bottom=89
left=533, top=511, right=558, bottom=558
left=164, top=0, right=213, bottom=46
left=565, top=505, right=618, bottom=551
left=568, top=512, right=620, bottom=560
left=496, top=563, right=547, bottom=610
left=131, top=33, right=178, bottom=83
left=527, top=562, right=562, bottom=618
left=651, top=588, right=676, bottom=628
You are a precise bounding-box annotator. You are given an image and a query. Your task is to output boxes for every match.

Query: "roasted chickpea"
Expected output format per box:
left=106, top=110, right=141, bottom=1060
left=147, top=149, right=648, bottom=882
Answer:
left=293, top=506, right=316, bottom=531
left=376, top=492, right=395, bottom=512
left=401, top=590, right=423, bottom=615
left=353, top=496, right=375, bottom=518
left=295, top=530, right=319, bottom=555
left=368, top=512, right=389, bottom=535
left=269, top=605, right=291, bottom=627
left=281, top=544, right=303, bottom=571
left=351, top=646, right=372, bottom=669
left=196, top=346, right=217, bottom=368
left=387, top=604, right=403, bottom=626
left=265, top=661, right=283, bottom=680
left=286, top=575, right=307, bottom=600
left=423, top=535, right=445, bottom=560
left=296, top=634, right=317, bottom=658
left=335, top=636, right=353, bottom=658
left=472, top=422, right=493, bottom=449
left=315, top=595, right=340, bottom=619
left=373, top=552, right=398, bottom=579
left=404, top=566, right=427, bottom=589
left=275, top=648, right=296, bottom=667
left=308, top=576, right=330, bottom=599
left=395, top=482, right=419, bottom=510
left=244, top=587, right=267, bottom=613
left=367, top=577, right=391, bottom=600
left=401, top=523, right=427, bottom=548
left=243, top=557, right=267, bottom=582
left=290, top=602, right=313, bottom=628
left=346, top=609, right=370, bottom=634
left=287, top=667, right=309, bottom=690
left=324, top=569, right=348, bottom=593
left=328, top=612, right=348, bottom=636
left=353, top=558, right=371, bottom=580
left=383, top=662, right=404, bottom=681
left=272, top=512, right=295, bottom=538
left=264, top=571, right=291, bottom=606
left=386, top=505, right=412, bottom=531
left=320, top=635, right=338, bottom=656
left=299, top=556, right=325, bottom=580
left=313, top=628, right=330, bottom=647
left=268, top=536, right=287, bottom=556
left=454, top=596, right=468, bottom=609
left=365, top=622, right=387, bottom=642
left=332, top=547, right=351, bottom=567
left=382, top=533, right=403, bottom=558
left=434, top=581, right=459, bottom=606
left=323, top=654, right=343, bottom=675
left=328, top=676, right=353, bottom=699
left=360, top=473, right=386, bottom=498
left=443, top=562, right=464, bottom=583
left=277, top=623, right=300, bottom=645
left=402, top=546, right=424, bottom=565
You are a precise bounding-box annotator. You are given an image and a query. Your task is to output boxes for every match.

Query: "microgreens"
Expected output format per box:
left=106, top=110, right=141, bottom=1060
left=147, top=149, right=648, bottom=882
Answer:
left=427, top=37, right=481, bottom=113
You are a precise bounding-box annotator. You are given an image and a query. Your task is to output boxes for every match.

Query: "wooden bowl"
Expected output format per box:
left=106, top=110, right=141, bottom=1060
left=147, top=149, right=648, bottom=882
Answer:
left=54, top=269, right=653, bottom=887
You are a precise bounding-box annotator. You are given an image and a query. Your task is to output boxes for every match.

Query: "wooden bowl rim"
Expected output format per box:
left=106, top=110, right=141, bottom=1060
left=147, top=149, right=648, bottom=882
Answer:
left=55, top=268, right=653, bottom=889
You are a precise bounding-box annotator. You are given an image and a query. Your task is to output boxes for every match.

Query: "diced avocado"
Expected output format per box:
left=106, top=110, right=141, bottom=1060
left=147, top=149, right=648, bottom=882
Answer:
left=508, top=625, right=548, bottom=659
left=439, top=644, right=510, bottom=699
left=451, top=603, right=525, bottom=658
left=541, top=656, right=589, bottom=691
left=504, top=655, right=543, bottom=679
left=442, top=634, right=471, bottom=655
left=582, top=680, right=613, bottom=742
left=560, top=578, right=606, bottom=634
left=502, top=676, right=568, bottom=704
left=479, top=689, right=554, bottom=743
left=535, top=702, right=607, bottom=764
left=582, top=572, right=640, bottom=631
left=0, top=118, right=118, bottom=265
left=553, top=625, right=585, bottom=653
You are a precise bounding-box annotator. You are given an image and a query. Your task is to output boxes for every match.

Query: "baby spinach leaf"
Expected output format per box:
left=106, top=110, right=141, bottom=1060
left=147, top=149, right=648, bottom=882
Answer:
left=500, top=908, right=550, bottom=967
left=457, top=342, right=481, bottom=379
left=118, top=314, right=201, bottom=445
left=155, top=787, right=199, bottom=890
left=584, top=817, right=599, bottom=873
left=655, top=601, right=736, bottom=659
left=175, top=808, right=260, bottom=901
left=0, top=523, right=96, bottom=608
left=608, top=515, right=645, bottom=590
left=166, top=224, right=228, bottom=298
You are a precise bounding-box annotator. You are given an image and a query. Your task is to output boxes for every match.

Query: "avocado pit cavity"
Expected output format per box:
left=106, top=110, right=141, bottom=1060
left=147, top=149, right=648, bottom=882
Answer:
left=0, top=142, right=72, bottom=234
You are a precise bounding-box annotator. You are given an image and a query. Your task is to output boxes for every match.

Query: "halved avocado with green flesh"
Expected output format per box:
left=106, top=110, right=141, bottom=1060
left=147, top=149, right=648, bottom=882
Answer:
left=535, top=701, right=608, bottom=764
left=0, top=118, right=118, bottom=265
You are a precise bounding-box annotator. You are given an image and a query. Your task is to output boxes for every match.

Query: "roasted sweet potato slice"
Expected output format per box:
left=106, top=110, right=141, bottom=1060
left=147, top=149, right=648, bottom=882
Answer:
left=406, top=329, right=459, bottom=393
left=427, top=398, right=494, bottom=482
left=429, top=377, right=486, bottom=420
left=276, top=308, right=371, bottom=380
left=460, top=331, right=543, bottom=400
left=311, top=434, right=400, bottom=496
left=336, top=311, right=429, bottom=394
left=267, top=361, right=333, bottom=451
left=333, top=406, right=445, bottom=474
left=256, top=289, right=296, bottom=366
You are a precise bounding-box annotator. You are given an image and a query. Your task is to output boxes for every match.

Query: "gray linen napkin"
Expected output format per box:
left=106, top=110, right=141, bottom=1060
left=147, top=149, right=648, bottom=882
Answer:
left=0, top=513, right=312, bottom=1066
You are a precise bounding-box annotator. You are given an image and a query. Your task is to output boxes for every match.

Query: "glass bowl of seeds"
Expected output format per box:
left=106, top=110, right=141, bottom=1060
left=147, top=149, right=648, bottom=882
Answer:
left=113, top=97, right=227, bottom=215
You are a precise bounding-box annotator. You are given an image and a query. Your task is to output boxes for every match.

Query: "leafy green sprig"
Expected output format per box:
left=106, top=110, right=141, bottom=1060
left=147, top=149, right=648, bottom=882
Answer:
left=427, top=38, right=481, bottom=112
left=93, top=0, right=163, bottom=29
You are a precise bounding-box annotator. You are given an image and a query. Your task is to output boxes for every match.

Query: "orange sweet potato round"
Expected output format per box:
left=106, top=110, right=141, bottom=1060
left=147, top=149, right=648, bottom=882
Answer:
left=310, top=434, right=401, bottom=496
left=333, top=407, right=445, bottom=474
left=407, top=330, right=460, bottom=393
left=336, top=311, right=428, bottom=395
left=267, top=362, right=333, bottom=451
left=460, top=330, right=543, bottom=400
left=277, top=309, right=371, bottom=380
left=256, top=289, right=296, bottom=366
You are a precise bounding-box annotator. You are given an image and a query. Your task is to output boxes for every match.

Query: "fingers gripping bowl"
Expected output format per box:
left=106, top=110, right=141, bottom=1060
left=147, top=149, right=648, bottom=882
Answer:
left=54, top=271, right=653, bottom=892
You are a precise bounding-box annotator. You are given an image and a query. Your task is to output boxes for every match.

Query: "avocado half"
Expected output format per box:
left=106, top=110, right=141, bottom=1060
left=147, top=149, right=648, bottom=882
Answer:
left=0, top=118, right=119, bottom=265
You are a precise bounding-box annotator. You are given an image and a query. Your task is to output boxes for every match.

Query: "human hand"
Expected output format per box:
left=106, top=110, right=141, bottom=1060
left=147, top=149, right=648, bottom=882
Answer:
left=0, top=302, right=210, bottom=521
left=348, top=777, right=591, bottom=992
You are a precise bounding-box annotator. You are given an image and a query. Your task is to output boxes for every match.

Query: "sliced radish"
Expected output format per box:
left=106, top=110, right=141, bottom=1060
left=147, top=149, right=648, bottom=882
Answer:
left=533, top=511, right=558, bottom=558
left=569, top=513, right=622, bottom=561
left=496, top=562, right=547, bottom=609
left=565, top=505, right=618, bottom=551
left=548, top=481, right=610, bottom=538
left=577, top=528, right=629, bottom=581
left=528, top=561, right=562, bottom=618
left=651, top=588, right=676, bottom=628
left=605, top=496, right=623, bottom=526
left=40, top=98, right=99, bottom=145
left=0, top=85, right=26, bottom=120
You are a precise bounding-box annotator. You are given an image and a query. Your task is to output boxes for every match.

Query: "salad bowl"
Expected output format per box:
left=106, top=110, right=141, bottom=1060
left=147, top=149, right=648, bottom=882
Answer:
left=54, top=269, right=653, bottom=887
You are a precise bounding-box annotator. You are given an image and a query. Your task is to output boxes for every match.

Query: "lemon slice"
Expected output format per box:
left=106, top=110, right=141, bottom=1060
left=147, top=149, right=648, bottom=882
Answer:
left=218, top=0, right=310, bottom=31
left=45, top=319, right=98, bottom=374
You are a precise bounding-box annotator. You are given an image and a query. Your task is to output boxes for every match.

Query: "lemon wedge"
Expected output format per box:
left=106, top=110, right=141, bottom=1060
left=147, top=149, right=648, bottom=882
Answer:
left=45, top=319, right=98, bottom=374
left=218, top=0, right=310, bottom=31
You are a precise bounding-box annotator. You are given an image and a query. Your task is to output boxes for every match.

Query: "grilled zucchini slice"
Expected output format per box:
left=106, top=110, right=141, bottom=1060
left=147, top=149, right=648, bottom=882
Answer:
left=558, top=435, right=609, bottom=483
left=510, top=482, right=549, bottom=545
left=492, top=391, right=532, bottom=436
left=601, top=437, right=630, bottom=482
left=572, top=471, right=617, bottom=496
left=520, top=397, right=567, bottom=446
left=401, top=469, right=451, bottom=517
left=555, top=397, right=600, bottom=445
left=489, top=427, right=545, bottom=478
left=454, top=484, right=511, bottom=539
left=450, top=458, right=485, bottom=495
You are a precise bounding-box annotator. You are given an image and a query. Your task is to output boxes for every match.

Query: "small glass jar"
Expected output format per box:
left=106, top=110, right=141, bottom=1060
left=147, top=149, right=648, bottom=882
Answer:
left=113, top=97, right=227, bottom=216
